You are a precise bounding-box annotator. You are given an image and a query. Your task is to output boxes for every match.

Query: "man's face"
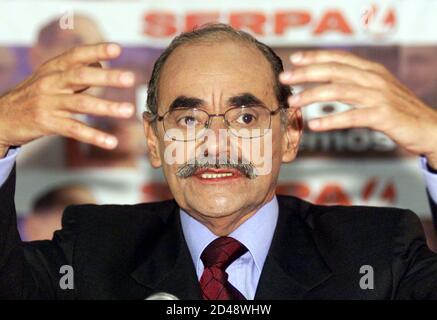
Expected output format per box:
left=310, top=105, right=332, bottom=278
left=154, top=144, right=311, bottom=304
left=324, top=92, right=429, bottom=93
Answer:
left=145, top=40, right=300, bottom=230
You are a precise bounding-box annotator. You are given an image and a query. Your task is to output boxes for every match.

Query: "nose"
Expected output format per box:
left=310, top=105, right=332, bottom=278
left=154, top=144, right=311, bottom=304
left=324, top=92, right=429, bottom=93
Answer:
left=199, top=115, right=229, bottom=160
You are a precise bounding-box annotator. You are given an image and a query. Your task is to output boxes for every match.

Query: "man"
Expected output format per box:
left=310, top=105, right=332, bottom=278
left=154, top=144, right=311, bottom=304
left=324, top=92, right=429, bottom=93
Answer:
left=1, top=24, right=437, bottom=299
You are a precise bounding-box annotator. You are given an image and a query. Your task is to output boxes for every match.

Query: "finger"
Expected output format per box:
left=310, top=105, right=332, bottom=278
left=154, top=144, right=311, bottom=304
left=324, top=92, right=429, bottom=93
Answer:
left=55, top=67, right=135, bottom=91
left=279, top=63, right=383, bottom=88
left=54, top=94, right=135, bottom=118
left=75, top=62, right=104, bottom=93
left=287, top=83, right=383, bottom=109
left=52, top=118, right=119, bottom=149
left=289, top=50, right=388, bottom=74
left=307, top=108, right=380, bottom=131
left=41, top=43, right=121, bottom=73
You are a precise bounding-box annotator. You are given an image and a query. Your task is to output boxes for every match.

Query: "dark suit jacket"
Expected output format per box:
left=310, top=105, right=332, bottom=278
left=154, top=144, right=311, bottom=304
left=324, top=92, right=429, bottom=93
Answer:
left=1, top=167, right=437, bottom=300
left=428, top=190, right=437, bottom=232
left=424, top=160, right=437, bottom=230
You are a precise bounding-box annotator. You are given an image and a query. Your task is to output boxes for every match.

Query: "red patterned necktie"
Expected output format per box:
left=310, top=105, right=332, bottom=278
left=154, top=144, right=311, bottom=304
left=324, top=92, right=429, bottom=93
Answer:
left=199, top=236, right=248, bottom=300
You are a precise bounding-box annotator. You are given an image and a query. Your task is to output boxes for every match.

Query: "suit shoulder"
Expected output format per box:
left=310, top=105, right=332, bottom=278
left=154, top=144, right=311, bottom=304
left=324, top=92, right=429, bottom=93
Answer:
left=277, top=194, right=421, bottom=239
left=60, top=199, right=178, bottom=235
left=310, top=202, right=419, bottom=228
left=309, top=201, right=417, bottom=224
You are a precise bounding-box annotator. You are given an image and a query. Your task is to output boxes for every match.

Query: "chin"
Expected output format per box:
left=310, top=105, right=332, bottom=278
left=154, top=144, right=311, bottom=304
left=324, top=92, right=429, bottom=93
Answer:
left=185, top=193, right=247, bottom=218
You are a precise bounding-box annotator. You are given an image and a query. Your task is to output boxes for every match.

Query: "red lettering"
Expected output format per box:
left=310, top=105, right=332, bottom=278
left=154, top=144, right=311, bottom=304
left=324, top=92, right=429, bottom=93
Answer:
left=381, top=181, right=396, bottom=203
left=276, top=182, right=310, bottom=200
left=361, top=177, right=378, bottom=201
left=384, top=9, right=396, bottom=27
left=142, top=183, right=173, bottom=202
left=275, top=11, right=311, bottom=35
left=143, top=12, right=177, bottom=37
left=315, top=184, right=351, bottom=205
left=313, top=10, right=353, bottom=35
left=142, top=10, right=361, bottom=39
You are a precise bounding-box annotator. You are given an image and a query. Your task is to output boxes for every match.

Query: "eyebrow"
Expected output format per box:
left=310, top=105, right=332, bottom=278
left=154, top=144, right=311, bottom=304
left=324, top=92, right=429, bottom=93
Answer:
left=168, top=96, right=205, bottom=112
left=227, top=93, right=267, bottom=108
left=166, top=92, right=266, bottom=113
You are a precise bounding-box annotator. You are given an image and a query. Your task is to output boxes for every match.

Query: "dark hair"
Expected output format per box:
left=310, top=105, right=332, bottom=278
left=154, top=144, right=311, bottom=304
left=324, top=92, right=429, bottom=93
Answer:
left=146, top=23, right=291, bottom=116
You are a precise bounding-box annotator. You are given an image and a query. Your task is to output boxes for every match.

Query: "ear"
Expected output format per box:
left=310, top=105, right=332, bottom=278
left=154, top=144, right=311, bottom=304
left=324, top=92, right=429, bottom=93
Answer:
left=143, top=118, right=162, bottom=168
left=281, top=108, right=303, bottom=163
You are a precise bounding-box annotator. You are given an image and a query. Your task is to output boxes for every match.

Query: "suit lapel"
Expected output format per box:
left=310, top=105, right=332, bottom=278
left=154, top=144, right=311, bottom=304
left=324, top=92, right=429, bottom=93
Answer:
left=255, top=196, right=333, bottom=299
left=130, top=202, right=201, bottom=300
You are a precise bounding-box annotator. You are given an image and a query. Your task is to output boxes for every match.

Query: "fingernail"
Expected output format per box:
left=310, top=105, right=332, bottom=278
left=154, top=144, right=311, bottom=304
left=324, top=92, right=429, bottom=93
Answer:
left=309, top=119, right=321, bottom=129
left=119, top=103, right=134, bottom=116
left=120, top=72, right=135, bottom=85
left=290, top=52, right=303, bottom=64
left=288, top=94, right=300, bottom=105
left=107, top=44, right=121, bottom=56
left=105, top=136, right=118, bottom=148
left=280, top=72, right=293, bottom=81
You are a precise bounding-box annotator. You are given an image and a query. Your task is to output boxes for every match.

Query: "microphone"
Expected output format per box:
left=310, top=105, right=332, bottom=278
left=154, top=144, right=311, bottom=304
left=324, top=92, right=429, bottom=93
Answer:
left=145, top=292, right=179, bottom=300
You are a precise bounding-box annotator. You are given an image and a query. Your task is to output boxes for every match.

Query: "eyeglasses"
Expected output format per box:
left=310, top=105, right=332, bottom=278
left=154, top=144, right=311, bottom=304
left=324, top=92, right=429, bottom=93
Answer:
left=143, top=105, right=289, bottom=141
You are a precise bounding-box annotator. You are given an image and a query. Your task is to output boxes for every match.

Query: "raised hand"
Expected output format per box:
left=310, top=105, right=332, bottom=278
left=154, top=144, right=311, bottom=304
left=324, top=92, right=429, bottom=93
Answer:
left=0, top=43, right=136, bottom=157
left=279, top=50, right=437, bottom=168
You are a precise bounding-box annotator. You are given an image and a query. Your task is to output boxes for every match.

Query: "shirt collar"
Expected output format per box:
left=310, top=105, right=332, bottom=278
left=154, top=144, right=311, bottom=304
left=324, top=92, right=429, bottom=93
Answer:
left=180, top=196, right=279, bottom=274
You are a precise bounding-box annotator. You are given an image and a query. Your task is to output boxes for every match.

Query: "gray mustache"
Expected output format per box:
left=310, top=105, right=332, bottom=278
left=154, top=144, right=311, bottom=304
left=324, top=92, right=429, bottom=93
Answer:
left=176, top=159, right=257, bottom=179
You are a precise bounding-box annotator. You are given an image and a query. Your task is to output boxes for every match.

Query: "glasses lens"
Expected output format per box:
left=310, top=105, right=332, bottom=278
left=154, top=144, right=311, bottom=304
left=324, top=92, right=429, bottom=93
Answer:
left=163, top=108, right=208, bottom=141
left=226, top=106, right=271, bottom=138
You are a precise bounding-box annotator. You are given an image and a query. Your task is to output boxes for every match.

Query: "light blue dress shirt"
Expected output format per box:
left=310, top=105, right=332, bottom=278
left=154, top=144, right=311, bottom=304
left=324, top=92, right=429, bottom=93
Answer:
left=420, top=156, right=437, bottom=204
left=0, top=148, right=18, bottom=187
left=180, top=196, right=278, bottom=300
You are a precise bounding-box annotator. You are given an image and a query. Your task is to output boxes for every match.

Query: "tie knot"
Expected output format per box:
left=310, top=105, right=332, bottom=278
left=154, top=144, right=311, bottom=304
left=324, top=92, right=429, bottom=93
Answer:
left=201, top=236, right=248, bottom=270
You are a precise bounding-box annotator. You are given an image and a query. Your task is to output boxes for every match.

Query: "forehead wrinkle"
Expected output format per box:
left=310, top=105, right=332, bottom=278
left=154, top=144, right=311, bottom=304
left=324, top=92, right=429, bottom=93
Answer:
left=206, top=87, right=225, bottom=114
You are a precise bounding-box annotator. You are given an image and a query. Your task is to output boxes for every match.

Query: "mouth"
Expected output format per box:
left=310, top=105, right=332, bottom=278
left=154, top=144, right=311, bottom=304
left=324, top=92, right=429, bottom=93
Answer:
left=193, top=168, right=243, bottom=182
